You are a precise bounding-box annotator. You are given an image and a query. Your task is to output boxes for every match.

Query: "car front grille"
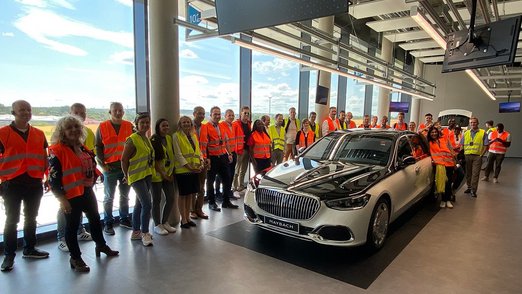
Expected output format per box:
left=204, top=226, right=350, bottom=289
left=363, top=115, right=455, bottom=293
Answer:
left=255, top=188, right=320, bottom=220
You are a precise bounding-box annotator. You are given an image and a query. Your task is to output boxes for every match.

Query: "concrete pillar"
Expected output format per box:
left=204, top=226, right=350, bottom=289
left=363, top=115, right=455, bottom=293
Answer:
left=377, top=38, right=393, bottom=120
left=149, top=0, right=180, bottom=226
left=314, top=16, right=334, bottom=136
left=410, top=58, right=423, bottom=125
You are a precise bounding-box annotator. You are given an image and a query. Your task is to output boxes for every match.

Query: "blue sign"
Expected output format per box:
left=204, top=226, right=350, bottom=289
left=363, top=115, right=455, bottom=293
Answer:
left=188, top=5, right=201, bottom=25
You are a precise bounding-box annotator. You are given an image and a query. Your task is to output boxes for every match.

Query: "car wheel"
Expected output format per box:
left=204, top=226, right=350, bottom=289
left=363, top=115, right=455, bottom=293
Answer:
left=366, top=198, right=390, bottom=251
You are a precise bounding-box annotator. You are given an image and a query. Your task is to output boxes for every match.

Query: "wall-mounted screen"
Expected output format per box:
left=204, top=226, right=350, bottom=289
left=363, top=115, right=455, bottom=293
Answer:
left=315, top=85, right=329, bottom=105
left=389, top=102, right=409, bottom=113
left=499, top=101, right=521, bottom=113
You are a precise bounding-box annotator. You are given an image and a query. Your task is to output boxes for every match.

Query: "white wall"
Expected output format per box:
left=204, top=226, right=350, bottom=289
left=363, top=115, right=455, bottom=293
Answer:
left=418, top=65, right=521, bottom=158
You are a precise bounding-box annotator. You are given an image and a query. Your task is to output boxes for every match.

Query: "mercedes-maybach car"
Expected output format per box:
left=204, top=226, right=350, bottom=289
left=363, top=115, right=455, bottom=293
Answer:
left=244, top=129, right=433, bottom=250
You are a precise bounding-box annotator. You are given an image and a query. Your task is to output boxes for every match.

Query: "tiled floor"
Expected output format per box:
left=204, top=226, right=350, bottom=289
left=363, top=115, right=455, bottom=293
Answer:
left=1, top=159, right=522, bottom=293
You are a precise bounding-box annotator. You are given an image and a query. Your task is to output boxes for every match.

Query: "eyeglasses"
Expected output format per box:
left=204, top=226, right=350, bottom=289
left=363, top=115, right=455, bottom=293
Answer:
left=243, top=112, right=250, bottom=115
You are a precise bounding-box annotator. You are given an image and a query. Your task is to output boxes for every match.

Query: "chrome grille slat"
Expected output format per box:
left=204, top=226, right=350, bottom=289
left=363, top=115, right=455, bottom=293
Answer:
left=255, top=188, right=320, bottom=220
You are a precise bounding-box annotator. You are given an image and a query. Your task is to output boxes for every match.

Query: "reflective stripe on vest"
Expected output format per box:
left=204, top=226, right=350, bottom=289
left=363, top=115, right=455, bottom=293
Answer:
left=127, top=133, right=154, bottom=185
left=220, top=121, right=237, bottom=153
left=251, top=131, right=271, bottom=159
left=326, top=117, right=339, bottom=132
left=489, top=131, right=509, bottom=154
left=99, top=120, right=133, bottom=164
left=463, top=129, right=485, bottom=155
left=49, top=143, right=86, bottom=199
left=200, top=123, right=226, bottom=158
left=174, top=131, right=201, bottom=174
left=430, top=137, right=455, bottom=167
left=268, top=125, right=285, bottom=151
left=0, top=125, right=46, bottom=181
left=152, top=135, right=175, bottom=182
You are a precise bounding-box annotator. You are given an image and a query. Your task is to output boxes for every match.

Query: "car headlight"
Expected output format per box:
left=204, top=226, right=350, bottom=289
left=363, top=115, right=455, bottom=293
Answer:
left=325, top=193, right=371, bottom=210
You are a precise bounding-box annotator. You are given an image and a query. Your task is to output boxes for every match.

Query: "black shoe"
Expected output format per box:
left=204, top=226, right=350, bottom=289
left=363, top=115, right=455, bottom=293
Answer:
left=222, top=201, right=239, bottom=209
left=70, top=258, right=90, bottom=272
left=95, top=245, right=119, bottom=257
left=180, top=222, right=191, bottom=229
left=188, top=220, right=197, bottom=227
left=119, top=219, right=132, bottom=230
left=464, top=188, right=471, bottom=194
left=1, top=255, right=14, bottom=271
left=470, top=191, right=477, bottom=198
left=104, top=224, right=115, bottom=235
left=22, top=248, right=49, bottom=259
left=208, top=202, right=221, bottom=212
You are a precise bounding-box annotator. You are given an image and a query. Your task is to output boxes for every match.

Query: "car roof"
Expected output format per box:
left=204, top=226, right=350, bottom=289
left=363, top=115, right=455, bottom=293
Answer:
left=332, top=128, right=416, bottom=139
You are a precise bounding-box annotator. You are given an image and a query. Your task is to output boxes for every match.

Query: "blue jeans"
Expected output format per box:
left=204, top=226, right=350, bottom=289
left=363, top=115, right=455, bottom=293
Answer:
left=56, top=209, right=85, bottom=240
left=131, top=176, right=152, bottom=233
left=103, top=167, right=130, bottom=225
left=1, top=180, right=43, bottom=256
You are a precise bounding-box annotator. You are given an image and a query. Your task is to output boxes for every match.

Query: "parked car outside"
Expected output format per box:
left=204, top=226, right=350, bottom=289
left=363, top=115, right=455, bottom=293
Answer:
left=244, top=129, right=434, bottom=250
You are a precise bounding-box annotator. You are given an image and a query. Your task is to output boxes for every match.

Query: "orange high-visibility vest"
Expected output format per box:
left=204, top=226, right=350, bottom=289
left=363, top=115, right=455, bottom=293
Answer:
left=232, top=119, right=251, bottom=155
left=251, top=131, right=271, bottom=159
left=429, top=137, right=455, bottom=167
left=199, top=122, right=227, bottom=158
left=99, top=120, right=133, bottom=164
left=393, top=122, right=408, bottom=131
left=48, top=143, right=88, bottom=199
left=441, top=128, right=457, bottom=149
left=489, top=130, right=510, bottom=154
left=220, top=121, right=237, bottom=153
left=326, top=117, right=339, bottom=132
left=376, top=124, right=390, bottom=129
left=0, top=125, right=46, bottom=181
left=346, top=120, right=356, bottom=129
left=298, top=130, right=315, bottom=148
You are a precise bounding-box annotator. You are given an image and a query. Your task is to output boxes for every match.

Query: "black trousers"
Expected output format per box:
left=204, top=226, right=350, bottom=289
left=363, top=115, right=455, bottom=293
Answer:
left=151, top=180, right=175, bottom=225
left=206, top=154, right=232, bottom=203
left=65, top=188, right=106, bottom=259
left=442, top=167, right=455, bottom=202
left=215, top=152, right=237, bottom=194
left=1, top=180, right=43, bottom=256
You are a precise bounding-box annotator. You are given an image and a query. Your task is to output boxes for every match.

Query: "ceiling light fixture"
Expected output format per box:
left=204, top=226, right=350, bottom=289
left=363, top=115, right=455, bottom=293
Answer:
left=465, top=69, right=497, bottom=100
left=232, top=38, right=434, bottom=101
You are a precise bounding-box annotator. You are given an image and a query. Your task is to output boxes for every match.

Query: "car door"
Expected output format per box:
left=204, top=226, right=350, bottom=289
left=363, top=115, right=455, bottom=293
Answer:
left=391, top=135, right=419, bottom=215
left=409, top=134, right=433, bottom=196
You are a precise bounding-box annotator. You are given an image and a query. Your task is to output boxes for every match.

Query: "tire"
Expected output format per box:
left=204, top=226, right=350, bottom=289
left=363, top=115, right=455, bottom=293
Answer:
left=366, top=198, right=390, bottom=251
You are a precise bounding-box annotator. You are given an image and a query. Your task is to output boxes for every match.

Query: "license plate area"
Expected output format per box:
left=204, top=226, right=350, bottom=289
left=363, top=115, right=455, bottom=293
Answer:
left=262, top=215, right=299, bottom=233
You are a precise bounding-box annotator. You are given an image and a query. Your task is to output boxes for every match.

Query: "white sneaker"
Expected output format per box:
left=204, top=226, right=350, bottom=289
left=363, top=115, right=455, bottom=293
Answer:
left=130, top=230, right=142, bottom=240
left=493, top=178, right=499, bottom=184
left=77, top=229, right=92, bottom=241
left=440, top=201, right=446, bottom=208
left=446, top=201, right=454, bottom=209
left=481, top=176, right=489, bottom=182
left=153, top=224, right=168, bottom=235
left=233, top=191, right=241, bottom=198
left=142, top=233, right=153, bottom=247
left=58, top=239, right=69, bottom=252
left=162, top=222, right=177, bottom=233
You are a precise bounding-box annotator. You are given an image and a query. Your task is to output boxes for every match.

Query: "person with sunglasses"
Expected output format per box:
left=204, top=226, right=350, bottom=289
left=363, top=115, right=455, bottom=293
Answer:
left=121, top=113, right=155, bottom=246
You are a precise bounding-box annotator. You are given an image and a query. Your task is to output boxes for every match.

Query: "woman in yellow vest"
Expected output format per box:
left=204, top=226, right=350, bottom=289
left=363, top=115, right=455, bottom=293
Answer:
left=172, top=116, right=203, bottom=229
left=150, top=118, right=177, bottom=235
left=49, top=115, right=118, bottom=272
left=248, top=119, right=272, bottom=173
left=121, top=113, right=155, bottom=246
left=427, top=126, right=456, bottom=208
left=268, top=113, right=285, bottom=165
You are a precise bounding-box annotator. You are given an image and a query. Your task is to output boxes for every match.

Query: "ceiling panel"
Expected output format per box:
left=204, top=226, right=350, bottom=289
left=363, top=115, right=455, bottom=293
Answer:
left=366, top=17, right=418, bottom=32
left=384, top=30, right=430, bottom=42
left=349, top=0, right=414, bottom=19
left=410, top=49, right=446, bottom=57
left=420, top=56, right=445, bottom=63
left=457, top=1, right=522, bottom=21
left=399, top=40, right=439, bottom=50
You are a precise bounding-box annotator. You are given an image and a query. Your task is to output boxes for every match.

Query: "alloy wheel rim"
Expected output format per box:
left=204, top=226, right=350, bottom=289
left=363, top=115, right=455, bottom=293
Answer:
left=373, top=202, right=389, bottom=246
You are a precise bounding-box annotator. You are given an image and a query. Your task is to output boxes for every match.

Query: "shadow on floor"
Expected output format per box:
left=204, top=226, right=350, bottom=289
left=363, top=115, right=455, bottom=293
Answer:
left=208, top=198, right=440, bottom=289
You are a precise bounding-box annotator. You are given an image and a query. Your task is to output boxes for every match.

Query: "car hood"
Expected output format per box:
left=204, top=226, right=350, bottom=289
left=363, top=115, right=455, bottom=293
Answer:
left=259, top=157, right=388, bottom=200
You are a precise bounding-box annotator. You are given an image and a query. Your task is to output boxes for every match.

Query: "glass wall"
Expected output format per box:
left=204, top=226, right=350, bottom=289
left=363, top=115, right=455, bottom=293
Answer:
left=251, top=52, right=299, bottom=120
left=178, top=27, right=240, bottom=117
left=0, top=0, right=136, bottom=231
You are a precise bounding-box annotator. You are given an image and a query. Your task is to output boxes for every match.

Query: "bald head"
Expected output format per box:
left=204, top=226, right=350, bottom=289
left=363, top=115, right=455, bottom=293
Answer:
left=11, top=100, right=32, bottom=126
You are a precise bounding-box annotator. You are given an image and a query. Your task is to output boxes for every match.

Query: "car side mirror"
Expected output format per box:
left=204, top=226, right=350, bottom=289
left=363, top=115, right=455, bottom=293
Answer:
left=399, top=156, right=416, bottom=167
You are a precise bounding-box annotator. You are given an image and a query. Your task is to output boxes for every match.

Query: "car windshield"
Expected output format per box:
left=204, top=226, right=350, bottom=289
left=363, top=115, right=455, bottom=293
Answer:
left=301, top=132, right=342, bottom=161
left=332, top=134, right=393, bottom=166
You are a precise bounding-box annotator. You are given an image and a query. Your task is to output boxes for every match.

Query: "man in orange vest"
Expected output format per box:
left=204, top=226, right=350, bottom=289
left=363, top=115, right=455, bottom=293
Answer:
left=377, top=115, right=390, bottom=129
left=358, top=114, right=371, bottom=128
left=418, top=113, right=433, bottom=136
left=322, top=106, right=339, bottom=136
left=95, top=102, right=133, bottom=235
left=1, top=100, right=49, bottom=271
left=345, top=111, right=357, bottom=129
left=233, top=106, right=251, bottom=193
left=200, top=106, right=238, bottom=211
left=393, top=112, right=408, bottom=131
left=482, top=123, right=511, bottom=183
left=191, top=106, right=209, bottom=219
left=216, top=109, right=239, bottom=201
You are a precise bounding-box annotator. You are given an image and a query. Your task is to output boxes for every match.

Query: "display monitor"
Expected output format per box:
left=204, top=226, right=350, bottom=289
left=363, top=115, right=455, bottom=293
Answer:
left=389, top=102, right=409, bottom=113
left=442, top=16, right=522, bottom=73
left=499, top=101, right=521, bottom=113
left=215, top=0, right=350, bottom=35
left=315, top=85, right=329, bottom=105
